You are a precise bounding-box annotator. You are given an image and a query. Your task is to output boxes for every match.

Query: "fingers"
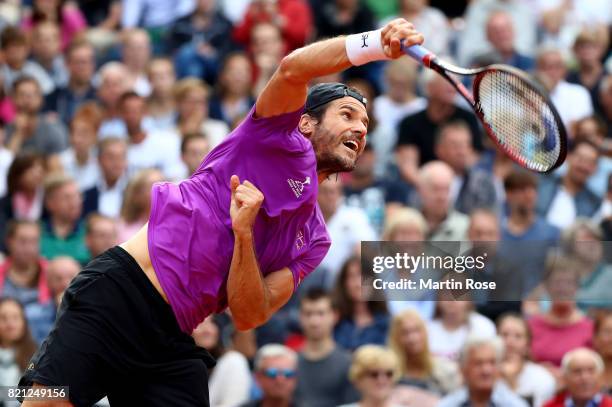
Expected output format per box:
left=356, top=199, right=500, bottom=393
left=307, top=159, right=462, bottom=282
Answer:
left=231, top=177, right=264, bottom=207
left=230, top=175, right=240, bottom=197
left=381, top=18, right=424, bottom=59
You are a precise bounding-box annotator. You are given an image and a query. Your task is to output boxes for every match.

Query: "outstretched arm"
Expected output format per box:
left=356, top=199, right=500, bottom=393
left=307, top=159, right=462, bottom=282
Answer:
left=255, top=18, right=424, bottom=118
left=226, top=175, right=294, bottom=331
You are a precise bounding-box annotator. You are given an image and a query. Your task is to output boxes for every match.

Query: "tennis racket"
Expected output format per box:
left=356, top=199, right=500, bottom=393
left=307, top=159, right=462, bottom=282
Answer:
left=403, top=44, right=567, bottom=173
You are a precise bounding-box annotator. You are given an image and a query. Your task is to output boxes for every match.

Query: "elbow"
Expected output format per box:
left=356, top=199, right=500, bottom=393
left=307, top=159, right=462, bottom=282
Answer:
left=233, top=312, right=269, bottom=331
left=277, top=53, right=305, bottom=85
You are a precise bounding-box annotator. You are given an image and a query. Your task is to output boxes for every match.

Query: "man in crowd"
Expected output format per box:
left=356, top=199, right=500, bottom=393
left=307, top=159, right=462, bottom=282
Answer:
left=439, top=336, right=529, bottom=407
left=84, top=213, right=118, bottom=260
left=544, top=348, right=612, bottom=406
left=30, top=22, right=68, bottom=90
left=6, top=76, right=68, bottom=155
left=40, top=174, right=89, bottom=264
left=179, top=133, right=210, bottom=180
left=537, top=140, right=601, bottom=229
left=295, top=288, right=358, bottom=406
left=241, top=344, right=298, bottom=407
left=96, top=62, right=133, bottom=138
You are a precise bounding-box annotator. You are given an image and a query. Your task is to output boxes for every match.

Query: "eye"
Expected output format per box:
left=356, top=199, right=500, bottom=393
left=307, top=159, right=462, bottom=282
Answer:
left=341, top=111, right=350, bottom=120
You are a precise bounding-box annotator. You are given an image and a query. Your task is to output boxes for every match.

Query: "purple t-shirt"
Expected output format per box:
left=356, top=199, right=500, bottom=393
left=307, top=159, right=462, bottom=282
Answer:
left=147, top=106, right=331, bottom=334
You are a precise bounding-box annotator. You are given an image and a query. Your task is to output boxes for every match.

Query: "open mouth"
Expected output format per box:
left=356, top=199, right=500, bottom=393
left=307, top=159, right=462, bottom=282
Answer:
left=343, top=140, right=359, bottom=152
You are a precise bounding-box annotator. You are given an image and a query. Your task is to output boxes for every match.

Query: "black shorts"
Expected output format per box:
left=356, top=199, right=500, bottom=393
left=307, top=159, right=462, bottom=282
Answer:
left=19, top=246, right=216, bottom=407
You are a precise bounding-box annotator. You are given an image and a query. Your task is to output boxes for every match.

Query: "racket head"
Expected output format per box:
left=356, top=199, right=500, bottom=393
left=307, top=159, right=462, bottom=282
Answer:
left=472, top=64, right=567, bottom=173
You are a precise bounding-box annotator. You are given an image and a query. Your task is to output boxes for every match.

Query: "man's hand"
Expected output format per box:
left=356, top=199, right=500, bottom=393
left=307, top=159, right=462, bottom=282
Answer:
left=380, top=18, right=424, bottom=59
left=230, top=175, right=264, bottom=236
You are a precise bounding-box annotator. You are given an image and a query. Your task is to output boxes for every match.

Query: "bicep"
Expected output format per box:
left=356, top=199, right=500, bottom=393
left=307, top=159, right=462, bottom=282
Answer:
left=263, top=267, right=295, bottom=314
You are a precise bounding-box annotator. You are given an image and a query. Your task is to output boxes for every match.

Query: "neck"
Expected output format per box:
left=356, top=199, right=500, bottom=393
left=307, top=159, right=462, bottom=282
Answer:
left=442, top=316, right=464, bottom=331
left=581, top=61, right=601, bottom=74
left=51, top=217, right=75, bottom=239
left=261, top=398, right=291, bottom=407
left=562, top=175, right=583, bottom=195
left=350, top=173, right=374, bottom=189
left=303, top=337, right=335, bottom=360
left=7, top=259, right=39, bottom=288
left=423, top=209, right=447, bottom=231
left=129, top=130, right=146, bottom=144
left=38, top=56, right=55, bottom=70
left=75, top=149, right=90, bottom=165
left=550, top=302, right=576, bottom=319
left=150, top=94, right=174, bottom=110
left=69, top=78, right=91, bottom=94
left=361, top=397, right=390, bottom=407
left=427, top=101, right=454, bottom=122
left=469, top=388, right=494, bottom=407
left=508, top=210, right=535, bottom=231
left=104, top=174, right=120, bottom=188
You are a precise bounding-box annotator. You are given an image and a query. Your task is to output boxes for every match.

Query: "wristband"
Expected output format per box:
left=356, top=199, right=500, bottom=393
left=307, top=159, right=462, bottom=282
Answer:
left=345, top=28, right=390, bottom=66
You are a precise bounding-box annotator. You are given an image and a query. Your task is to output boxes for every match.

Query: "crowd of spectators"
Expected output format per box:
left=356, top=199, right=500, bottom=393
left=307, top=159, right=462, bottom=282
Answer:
left=0, top=0, right=611, bottom=406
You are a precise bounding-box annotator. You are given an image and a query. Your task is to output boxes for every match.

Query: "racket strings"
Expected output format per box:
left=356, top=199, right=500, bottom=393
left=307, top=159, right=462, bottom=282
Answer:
left=476, top=70, right=562, bottom=172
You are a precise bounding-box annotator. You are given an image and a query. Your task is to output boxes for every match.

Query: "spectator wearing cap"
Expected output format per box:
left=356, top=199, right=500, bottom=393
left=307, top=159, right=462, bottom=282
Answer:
left=82, top=137, right=128, bottom=219
left=84, top=212, right=118, bottom=259
left=434, top=120, right=497, bottom=215
left=544, top=348, right=612, bottom=407
left=43, top=39, right=97, bottom=125
left=0, top=220, right=49, bottom=309
left=338, top=345, right=402, bottom=407
left=0, top=26, right=54, bottom=96
left=40, top=174, right=89, bottom=264
left=295, top=288, right=359, bottom=407
left=5, top=76, right=68, bottom=156
left=439, top=336, right=529, bottom=407
left=240, top=344, right=298, bottom=407
left=396, top=69, right=483, bottom=186
left=536, top=140, right=601, bottom=230
left=317, top=180, right=376, bottom=287
left=233, top=0, right=312, bottom=53
left=30, top=22, right=68, bottom=90
left=170, top=0, right=235, bottom=84
left=49, top=102, right=103, bottom=192
left=567, top=30, right=607, bottom=117
left=593, top=312, right=612, bottom=393
left=536, top=47, right=593, bottom=132
left=25, top=255, right=80, bottom=344
left=471, top=11, right=535, bottom=71
left=416, top=161, right=469, bottom=241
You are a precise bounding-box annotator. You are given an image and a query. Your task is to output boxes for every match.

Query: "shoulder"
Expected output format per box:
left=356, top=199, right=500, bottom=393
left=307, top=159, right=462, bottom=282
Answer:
left=468, top=312, right=496, bottom=333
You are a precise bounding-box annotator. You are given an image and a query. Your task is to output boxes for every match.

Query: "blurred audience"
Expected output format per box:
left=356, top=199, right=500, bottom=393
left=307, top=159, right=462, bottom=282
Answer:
left=593, top=312, right=612, bottom=392
left=84, top=212, right=118, bottom=259
left=0, top=298, right=37, bottom=385
left=146, top=58, right=177, bottom=130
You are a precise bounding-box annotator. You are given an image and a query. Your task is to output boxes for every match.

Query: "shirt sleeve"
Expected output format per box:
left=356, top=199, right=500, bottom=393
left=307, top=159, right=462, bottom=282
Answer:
left=234, top=104, right=305, bottom=147
left=288, top=223, right=331, bottom=292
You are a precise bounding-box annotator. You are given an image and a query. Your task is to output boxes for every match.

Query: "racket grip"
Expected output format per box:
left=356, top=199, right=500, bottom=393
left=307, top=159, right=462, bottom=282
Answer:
left=403, top=44, right=436, bottom=68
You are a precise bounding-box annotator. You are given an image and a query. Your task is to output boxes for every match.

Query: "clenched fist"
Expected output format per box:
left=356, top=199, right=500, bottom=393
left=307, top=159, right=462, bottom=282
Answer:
left=380, top=18, right=424, bottom=59
left=230, top=175, right=264, bottom=236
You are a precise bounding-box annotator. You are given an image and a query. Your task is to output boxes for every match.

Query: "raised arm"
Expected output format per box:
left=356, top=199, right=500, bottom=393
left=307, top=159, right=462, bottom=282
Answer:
left=226, top=175, right=294, bottom=331
left=255, top=18, right=424, bottom=118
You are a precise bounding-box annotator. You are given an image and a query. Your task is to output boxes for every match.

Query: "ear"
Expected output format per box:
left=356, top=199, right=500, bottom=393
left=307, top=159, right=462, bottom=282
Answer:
left=298, top=114, right=316, bottom=139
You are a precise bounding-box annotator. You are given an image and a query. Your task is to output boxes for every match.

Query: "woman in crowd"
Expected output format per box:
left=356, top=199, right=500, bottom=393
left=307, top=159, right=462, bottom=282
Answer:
left=387, top=309, right=460, bottom=396
left=116, top=168, right=165, bottom=243
left=528, top=254, right=594, bottom=379
left=146, top=58, right=177, bottom=131
left=0, top=298, right=37, bottom=386
left=0, top=153, right=45, bottom=250
left=208, top=52, right=255, bottom=127
left=174, top=78, right=230, bottom=149
left=333, top=257, right=390, bottom=351
left=427, top=298, right=496, bottom=361
left=20, top=0, right=87, bottom=50
left=497, top=313, right=557, bottom=407
left=192, top=316, right=251, bottom=407
left=593, top=312, right=612, bottom=393
left=338, top=345, right=402, bottom=407
left=49, top=102, right=102, bottom=191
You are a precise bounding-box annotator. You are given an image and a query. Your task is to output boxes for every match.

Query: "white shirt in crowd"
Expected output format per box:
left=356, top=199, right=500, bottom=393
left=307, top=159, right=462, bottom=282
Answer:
left=208, top=350, right=251, bottom=407
left=126, top=130, right=183, bottom=179
left=319, top=203, right=377, bottom=287
left=97, top=175, right=128, bottom=218
left=427, top=312, right=496, bottom=361
left=121, top=0, right=195, bottom=28
left=507, top=361, right=557, bottom=407
left=59, top=148, right=100, bottom=191
left=549, top=80, right=593, bottom=132
left=0, top=148, right=14, bottom=198
left=373, top=96, right=427, bottom=134
left=546, top=186, right=576, bottom=229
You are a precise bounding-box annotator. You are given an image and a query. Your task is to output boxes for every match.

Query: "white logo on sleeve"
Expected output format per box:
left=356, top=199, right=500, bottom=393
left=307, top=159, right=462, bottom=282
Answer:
left=287, top=176, right=311, bottom=198
left=295, top=230, right=306, bottom=250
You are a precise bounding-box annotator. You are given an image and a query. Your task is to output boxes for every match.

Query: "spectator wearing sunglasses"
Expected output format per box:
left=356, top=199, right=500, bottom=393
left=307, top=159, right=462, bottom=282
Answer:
left=338, top=345, right=402, bottom=407
left=241, top=344, right=298, bottom=407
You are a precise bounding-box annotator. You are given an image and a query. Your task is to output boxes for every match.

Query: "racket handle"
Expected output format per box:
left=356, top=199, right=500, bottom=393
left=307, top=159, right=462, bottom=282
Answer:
left=403, top=44, right=436, bottom=68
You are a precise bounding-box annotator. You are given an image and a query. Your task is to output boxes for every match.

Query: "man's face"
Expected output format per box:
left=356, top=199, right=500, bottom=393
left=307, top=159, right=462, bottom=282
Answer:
left=32, top=24, right=60, bottom=63
left=486, top=13, right=514, bottom=54
left=98, top=70, right=128, bottom=107
left=149, top=61, right=175, bottom=95
left=14, top=82, right=43, bottom=114
left=463, top=345, right=499, bottom=394
left=7, top=224, right=40, bottom=265
left=568, top=143, right=598, bottom=186
left=317, top=179, right=342, bottom=216
left=182, top=138, right=210, bottom=174
left=435, top=127, right=473, bottom=173
left=86, top=218, right=117, bottom=258
left=256, top=356, right=297, bottom=401
left=121, top=97, right=146, bottom=134
left=123, top=32, right=151, bottom=70
left=4, top=44, right=28, bottom=69
left=594, top=317, right=612, bottom=359
left=565, top=354, right=602, bottom=403
left=418, top=172, right=452, bottom=217
left=304, top=97, right=368, bottom=175
left=70, top=119, right=97, bottom=155
left=506, top=185, right=537, bottom=216
left=468, top=213, right=500, bottom=242
left=47, top=258, right=79, bottom=297
left=99, top=142, right=127, bottom=182
left=299, top=298, right=335, bottom=341
left=47, top=182, right=82, bottom=223
left=68, top=46, right=95, bottom=85
left=537, top=51, right=566, bottom=89
left=251, top=23, right=283, bottom=59
left=427, top=75, right=457, bottom=105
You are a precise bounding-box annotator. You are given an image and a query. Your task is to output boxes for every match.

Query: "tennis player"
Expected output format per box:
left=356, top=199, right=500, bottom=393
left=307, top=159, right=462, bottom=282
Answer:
left=20, top=19, right=423, bottom=407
